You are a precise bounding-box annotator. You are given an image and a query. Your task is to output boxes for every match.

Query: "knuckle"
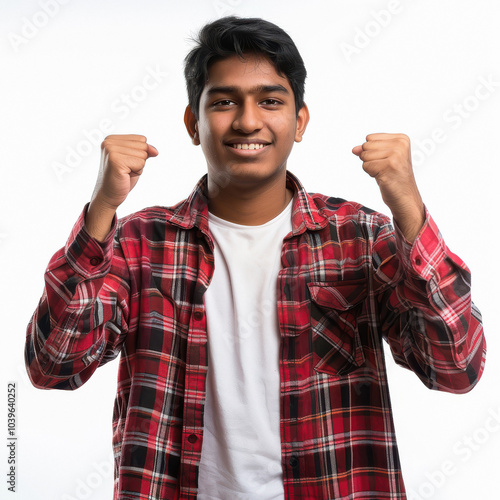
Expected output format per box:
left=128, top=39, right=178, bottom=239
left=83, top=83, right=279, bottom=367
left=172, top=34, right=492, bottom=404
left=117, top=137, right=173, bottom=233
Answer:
left=387, top=156, right=398, bottom=169
left=107, top=150, right=119, bottom=162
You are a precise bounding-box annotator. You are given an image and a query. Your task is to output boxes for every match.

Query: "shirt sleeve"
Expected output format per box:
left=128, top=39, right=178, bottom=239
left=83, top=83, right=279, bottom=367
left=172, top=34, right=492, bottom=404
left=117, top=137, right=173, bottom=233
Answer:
left=25, top=203, right=131, bottom=390
left=372, top=206, right=486, bottom=393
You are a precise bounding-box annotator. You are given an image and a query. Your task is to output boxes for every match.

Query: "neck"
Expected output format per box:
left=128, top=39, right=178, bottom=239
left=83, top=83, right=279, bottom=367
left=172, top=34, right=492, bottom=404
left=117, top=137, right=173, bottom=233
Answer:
left=206, top=171, right=294, bottom=226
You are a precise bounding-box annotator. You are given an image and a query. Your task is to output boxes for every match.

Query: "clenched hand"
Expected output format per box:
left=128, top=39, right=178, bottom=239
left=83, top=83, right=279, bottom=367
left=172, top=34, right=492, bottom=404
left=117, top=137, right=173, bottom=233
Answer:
left=352, top=133, right=425, bottom=242
left=85, top=134, right=158, bottom=241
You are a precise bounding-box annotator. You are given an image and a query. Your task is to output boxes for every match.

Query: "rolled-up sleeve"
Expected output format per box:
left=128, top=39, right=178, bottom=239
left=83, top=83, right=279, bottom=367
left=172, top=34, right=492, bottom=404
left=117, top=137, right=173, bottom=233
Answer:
left=25, top=203, right=131, bottom=390
left=373, top=207, right=486, bottom=393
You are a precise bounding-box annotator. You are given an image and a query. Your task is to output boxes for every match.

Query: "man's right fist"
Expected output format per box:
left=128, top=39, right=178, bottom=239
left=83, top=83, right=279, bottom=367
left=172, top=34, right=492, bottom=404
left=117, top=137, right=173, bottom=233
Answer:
left=91, top=134, right=159, bottom=210
left=84, top=134, right=158, bottom=242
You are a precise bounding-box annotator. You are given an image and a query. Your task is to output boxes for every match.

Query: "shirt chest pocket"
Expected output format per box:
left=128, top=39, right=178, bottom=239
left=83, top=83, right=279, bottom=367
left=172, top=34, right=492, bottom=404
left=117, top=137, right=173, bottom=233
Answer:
left=307, top=279, right=367, bottom=377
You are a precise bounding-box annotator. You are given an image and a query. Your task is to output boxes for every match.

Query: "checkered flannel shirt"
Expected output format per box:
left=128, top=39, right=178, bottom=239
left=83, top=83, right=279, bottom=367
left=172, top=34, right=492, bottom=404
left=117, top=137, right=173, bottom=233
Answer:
left=26, top=171, right=486, bottom=499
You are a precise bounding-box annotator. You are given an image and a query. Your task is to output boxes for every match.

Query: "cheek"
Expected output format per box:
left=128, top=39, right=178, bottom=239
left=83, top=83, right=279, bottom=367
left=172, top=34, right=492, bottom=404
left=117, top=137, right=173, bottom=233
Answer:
left=199, top=137, right=218, bottom=160
left=269, top=115, right=297, bottom=141
left=199, top=116, right=226, bottom=145
left=198, top=125, right=218, bottom=157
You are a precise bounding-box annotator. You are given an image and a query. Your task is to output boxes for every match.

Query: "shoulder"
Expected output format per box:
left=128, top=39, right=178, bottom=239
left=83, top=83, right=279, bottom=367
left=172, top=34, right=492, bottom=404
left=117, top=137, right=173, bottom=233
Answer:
left=308, top=191, right=392, bottom=230
left=115, top=201, right=187, bottom=237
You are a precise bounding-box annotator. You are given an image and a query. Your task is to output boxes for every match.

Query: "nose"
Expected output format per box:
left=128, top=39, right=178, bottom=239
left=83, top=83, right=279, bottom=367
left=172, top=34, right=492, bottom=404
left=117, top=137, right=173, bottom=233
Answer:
left=232, top=101, right=263, bottom=133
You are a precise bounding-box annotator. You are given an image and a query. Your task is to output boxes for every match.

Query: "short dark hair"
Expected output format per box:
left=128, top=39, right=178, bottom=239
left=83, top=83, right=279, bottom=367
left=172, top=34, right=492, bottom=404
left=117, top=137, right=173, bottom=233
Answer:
left=184, top=16, right=307, bottom=119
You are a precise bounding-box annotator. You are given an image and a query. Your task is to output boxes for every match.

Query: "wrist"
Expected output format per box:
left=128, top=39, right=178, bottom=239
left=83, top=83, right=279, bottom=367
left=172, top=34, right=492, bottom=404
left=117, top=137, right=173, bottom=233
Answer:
left=85, top=198, right=117, bottom=242
left=392, top=202, right=425, bottom=243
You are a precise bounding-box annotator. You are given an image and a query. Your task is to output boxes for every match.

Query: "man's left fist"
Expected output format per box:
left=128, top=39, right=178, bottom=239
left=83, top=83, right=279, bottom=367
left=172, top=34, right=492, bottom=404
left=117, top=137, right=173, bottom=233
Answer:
left=352, top=133, right=425, bottom=242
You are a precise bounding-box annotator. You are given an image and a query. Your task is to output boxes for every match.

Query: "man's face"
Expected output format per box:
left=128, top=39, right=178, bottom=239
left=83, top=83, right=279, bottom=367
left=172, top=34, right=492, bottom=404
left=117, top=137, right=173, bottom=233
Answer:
left=185, top=53, right=309, bottom=192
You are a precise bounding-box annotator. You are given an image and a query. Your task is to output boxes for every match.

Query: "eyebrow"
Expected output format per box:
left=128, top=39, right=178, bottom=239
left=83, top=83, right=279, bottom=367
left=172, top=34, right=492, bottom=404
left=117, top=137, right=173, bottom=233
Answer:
left=205, top=84, right=290, bottom=97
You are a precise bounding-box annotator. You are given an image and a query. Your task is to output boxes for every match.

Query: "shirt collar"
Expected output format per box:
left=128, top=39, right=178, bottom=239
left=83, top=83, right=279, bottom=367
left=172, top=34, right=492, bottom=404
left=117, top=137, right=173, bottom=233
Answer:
left=166, top=170, right=329, bottom=236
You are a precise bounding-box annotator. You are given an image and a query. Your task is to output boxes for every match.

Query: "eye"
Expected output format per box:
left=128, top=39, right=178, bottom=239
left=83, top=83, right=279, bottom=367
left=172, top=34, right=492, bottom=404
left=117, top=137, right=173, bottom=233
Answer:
left=261, top=98, right=282, bottom=107
left=213, top=99, right=235, bottom=107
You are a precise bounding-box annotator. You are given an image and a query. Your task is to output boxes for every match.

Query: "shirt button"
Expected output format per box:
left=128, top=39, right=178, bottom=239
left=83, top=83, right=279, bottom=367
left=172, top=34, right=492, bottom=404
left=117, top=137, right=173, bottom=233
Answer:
left=415, top=257, right=422, bottom=267
left=193, top=311, right=203, bottom=321
left=187, top=434, right=198, bottom=444
left=90, top=257, right=101, bottom=266
left=289, top=456, right=299, bottom=468
left=457, top=344, right=463, bottom=354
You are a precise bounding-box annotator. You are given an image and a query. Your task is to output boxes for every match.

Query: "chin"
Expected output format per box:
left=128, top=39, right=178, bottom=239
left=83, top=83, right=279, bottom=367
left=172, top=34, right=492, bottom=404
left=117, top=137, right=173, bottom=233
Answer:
left=228, top=165, right=284, bottom=182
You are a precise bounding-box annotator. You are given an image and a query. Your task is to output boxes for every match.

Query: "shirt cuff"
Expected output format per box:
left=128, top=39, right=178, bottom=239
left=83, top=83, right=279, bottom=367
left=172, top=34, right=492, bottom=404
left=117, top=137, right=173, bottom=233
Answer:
left=64, top=202, right=118, bottom=278
left=393, top=206, right=457, bottom=282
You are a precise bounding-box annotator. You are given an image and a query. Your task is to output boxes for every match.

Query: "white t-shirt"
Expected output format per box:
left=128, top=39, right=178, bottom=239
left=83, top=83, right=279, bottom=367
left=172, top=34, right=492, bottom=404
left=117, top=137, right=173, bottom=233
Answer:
left=197, top=199, right=293, bottom=500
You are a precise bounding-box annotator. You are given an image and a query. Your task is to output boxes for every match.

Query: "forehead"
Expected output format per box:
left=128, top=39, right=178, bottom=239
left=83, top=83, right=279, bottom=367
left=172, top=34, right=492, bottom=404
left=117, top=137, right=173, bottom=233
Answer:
left=202, top=53, right=292, bottom=93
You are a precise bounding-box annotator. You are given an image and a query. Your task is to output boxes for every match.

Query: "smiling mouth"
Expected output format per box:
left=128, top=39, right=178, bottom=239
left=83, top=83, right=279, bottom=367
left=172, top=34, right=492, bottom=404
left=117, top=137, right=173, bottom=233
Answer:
left=228, top=143, right=269, bottom=150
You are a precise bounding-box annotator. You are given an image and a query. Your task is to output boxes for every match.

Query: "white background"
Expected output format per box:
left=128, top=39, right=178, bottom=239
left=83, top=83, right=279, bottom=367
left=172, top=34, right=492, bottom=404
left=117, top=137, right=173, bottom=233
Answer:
left=1, top=1, right=499, bottom=499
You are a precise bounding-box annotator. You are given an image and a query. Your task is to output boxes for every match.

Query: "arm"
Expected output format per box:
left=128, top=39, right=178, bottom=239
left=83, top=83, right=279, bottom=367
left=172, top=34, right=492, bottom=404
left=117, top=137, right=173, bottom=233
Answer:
left=25, top=204, right=130, bottom=389
left=372, top=209, right=486, bottom=393
left=25, top=134, right=158, bottom=390
left=353, top=133, right=486, bottom=392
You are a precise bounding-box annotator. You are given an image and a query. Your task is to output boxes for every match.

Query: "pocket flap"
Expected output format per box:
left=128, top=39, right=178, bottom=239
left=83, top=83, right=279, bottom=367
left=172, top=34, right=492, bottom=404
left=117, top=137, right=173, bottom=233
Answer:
left=308, top=279, right=368, bottom=310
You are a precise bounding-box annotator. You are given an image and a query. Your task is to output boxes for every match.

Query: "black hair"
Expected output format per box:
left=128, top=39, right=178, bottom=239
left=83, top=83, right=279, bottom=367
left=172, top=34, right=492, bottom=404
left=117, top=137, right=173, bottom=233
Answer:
left=184, top=16, right=307, bottom=119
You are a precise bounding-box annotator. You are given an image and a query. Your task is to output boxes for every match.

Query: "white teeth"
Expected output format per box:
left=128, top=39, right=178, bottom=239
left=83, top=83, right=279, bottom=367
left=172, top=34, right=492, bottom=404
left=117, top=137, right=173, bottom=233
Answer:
left=231, top=143, right=266, bottom=150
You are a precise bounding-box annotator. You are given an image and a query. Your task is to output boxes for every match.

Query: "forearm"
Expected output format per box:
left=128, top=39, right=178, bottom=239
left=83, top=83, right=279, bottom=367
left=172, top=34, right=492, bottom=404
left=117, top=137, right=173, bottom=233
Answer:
left=375, top=209, right=486, bottom=392
left=391, top=196, right=425, bottom=244
left=85, top=197, right=117, bottom=242
left=25, top=204, right=130, bottom=389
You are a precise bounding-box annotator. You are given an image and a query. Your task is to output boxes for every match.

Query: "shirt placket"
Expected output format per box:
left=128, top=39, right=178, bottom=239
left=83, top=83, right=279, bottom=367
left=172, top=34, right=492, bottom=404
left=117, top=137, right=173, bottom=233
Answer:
left=178, top=229, right=214, bottom=498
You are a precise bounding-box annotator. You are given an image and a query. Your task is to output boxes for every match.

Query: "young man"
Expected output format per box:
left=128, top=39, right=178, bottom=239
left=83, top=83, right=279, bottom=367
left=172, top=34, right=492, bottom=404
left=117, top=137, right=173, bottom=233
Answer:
left=26, top=16, right=486, bottom=500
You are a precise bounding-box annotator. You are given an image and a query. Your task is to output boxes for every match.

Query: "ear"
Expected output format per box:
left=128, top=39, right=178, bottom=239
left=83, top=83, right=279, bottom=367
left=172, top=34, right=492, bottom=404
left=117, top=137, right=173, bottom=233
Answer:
left=294, top=103, right=310, bottom=143
left=184, top=105, right=200, bottom=145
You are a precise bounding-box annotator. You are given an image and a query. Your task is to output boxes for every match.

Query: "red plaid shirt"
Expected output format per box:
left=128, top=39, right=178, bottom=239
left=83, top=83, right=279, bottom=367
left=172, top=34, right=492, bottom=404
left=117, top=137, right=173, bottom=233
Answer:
left=26, top=171, right=486, bottom=499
